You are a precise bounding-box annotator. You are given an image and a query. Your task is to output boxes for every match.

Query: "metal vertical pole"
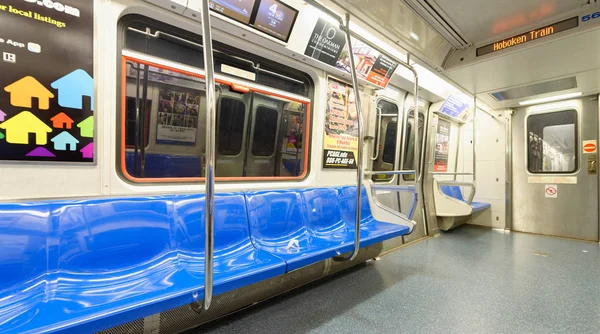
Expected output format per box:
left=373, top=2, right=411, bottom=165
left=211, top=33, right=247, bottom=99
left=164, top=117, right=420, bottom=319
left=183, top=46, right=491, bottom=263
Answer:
left=470, top=97, right=477, bottom=204
left=342, top=13, right=363, bottom=261
left=200, top=0, right=216, bottom=311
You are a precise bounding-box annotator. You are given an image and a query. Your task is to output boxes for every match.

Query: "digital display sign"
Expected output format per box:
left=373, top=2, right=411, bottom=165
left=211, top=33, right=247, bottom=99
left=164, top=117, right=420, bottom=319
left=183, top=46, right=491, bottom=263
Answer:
left=209, top=0, right=256, bottom=25
left=253, top=0, right=298, bottom=42
left=476, top=17, right=579, bottom=57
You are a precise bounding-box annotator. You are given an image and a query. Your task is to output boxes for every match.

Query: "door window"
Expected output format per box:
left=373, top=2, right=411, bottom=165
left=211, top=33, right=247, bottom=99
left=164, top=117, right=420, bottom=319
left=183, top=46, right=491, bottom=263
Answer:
left=252, top=106, right=279, bottom=156
left=527, top=110, right=577, bottom=173
left=218, top=98, right=246, bottom=155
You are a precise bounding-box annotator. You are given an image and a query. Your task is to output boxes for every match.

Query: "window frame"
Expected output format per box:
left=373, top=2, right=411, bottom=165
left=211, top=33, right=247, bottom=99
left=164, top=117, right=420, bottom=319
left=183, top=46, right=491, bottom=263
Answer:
left=119, top=53, right=311, bottom=183
left=525, top=109, right=578, bottom=175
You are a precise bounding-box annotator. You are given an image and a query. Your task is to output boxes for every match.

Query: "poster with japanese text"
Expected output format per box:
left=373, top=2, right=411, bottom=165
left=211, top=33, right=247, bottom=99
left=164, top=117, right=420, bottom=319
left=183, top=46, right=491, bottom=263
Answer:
left=0, top=0, right=94, bottom=162
left=323, top=77, right=358, bottom=169
left=434, top=119, right=451, bottom=172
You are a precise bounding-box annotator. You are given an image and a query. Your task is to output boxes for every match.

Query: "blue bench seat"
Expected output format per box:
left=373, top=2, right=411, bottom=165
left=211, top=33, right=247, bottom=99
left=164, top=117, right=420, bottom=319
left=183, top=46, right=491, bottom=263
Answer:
left=246, top=186, right=410, bottom=272
left=0, top=187, right=410, bottom=333
left=0, top=194, right=285, bottom=334
left=440, top=185, right=491, bottom=213
left=125, top=152, right=201, bottom=178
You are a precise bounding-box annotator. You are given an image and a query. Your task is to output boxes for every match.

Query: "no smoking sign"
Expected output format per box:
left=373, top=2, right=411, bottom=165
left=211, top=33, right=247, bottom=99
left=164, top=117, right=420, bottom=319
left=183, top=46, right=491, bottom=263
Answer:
left=545, top=184, right=557, bottom=198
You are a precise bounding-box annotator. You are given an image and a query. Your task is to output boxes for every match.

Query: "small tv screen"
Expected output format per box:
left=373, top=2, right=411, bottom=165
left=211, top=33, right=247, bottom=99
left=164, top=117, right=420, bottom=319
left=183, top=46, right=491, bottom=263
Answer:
left=209, top=0, right=256, bottom=25
left=253, top=0, right=298, bottom=42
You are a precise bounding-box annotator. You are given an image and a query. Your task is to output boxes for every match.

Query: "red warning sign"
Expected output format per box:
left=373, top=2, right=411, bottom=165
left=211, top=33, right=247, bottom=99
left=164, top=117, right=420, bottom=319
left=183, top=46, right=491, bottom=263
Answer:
left=583, top=140, right=597, bottom=154
left=545, top=184, right=557, bottom=198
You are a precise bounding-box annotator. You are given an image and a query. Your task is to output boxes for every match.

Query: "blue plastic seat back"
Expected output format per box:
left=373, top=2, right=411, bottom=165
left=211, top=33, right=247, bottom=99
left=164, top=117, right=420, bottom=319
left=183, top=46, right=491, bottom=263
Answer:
left=125, top=152, right=201, bottom=178
left=337, top=186, right=373, bottom=225
left=173, top=193, right=252, bottom=256
left=300, top=188, right=346, bottom=233
left=245, top=191, right=309, bottom=252
left=440, top=185, right=465, bottom=202
left=0, top=203, right=49, bottom=296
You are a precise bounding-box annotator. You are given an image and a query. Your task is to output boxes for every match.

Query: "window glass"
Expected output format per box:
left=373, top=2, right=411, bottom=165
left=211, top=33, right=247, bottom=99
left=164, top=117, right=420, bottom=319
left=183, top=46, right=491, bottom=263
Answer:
left=382, top=122, right=397, bottom=164
left=218, top=98, right=246, bottom=155
left=252, top=107, right=279, bottom=156
left=527, top=110, right=577, bottom=173
left=125, top=97, right=151, bottom=147
left=403, top=112, right=424, bottom=181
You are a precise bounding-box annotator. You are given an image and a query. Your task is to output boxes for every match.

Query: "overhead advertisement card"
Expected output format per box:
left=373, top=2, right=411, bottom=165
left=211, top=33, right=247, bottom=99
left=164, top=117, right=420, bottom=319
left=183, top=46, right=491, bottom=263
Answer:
left=439, top=94, right=470, bottom=120
left=304, top=17, right=346, bottom=67
left=304, top=20, right=398, bottom=89
left=434, top=119, right=451, bottom=172
left=0, top=0, right=94, bottom=163
left=336, top=37, right=398, bottom=89
left=323, top=77, right=358, bottom=169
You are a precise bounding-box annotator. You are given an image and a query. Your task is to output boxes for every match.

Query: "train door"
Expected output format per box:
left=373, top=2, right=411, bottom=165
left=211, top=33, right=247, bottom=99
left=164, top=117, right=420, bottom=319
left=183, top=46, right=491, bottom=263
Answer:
left=216, top=92, right=250, bottom=177
left=246, top=94, right=282, bottom=177
left=512, top=96, right=598, bottom=241
left=401, top=108, right=426, bottom=242
left=371, top=98, right=402, bottom=211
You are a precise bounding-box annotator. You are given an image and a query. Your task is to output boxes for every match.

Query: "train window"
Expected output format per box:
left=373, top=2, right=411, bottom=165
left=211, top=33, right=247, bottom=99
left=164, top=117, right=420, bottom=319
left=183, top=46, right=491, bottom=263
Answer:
left=527, top=110, right=577, bottom=173
left=125, top=97, right=151, bottom=148
left=382, top=122, right=398, bottom=164
left=218, top=98, right=246, bottom=155
left=119, top=15, right=312, bottom=182
left=403, top=112, right=425, bottom=181
left=252, top=107, right=279, bottom=156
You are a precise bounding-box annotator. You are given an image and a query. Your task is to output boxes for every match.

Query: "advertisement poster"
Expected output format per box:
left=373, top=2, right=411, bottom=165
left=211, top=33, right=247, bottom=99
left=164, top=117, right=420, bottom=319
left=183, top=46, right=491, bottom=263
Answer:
left=439, top=94, right=470, bottom=120
left=0, top=0, right=94, bottom=163
left=434, top=119, right=451, bottom=172
left=304, top=17, right=346, bottom=67
left=323, top=77, right=358, bottom=169
left=157, top=88, right=199, bottom=145
left=336, top=37, right=398, bottom=89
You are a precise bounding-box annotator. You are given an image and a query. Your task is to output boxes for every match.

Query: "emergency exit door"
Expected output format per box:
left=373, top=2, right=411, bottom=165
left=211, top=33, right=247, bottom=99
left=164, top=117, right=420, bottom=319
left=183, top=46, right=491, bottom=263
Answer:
left=511, top=96, right=598, bottom=241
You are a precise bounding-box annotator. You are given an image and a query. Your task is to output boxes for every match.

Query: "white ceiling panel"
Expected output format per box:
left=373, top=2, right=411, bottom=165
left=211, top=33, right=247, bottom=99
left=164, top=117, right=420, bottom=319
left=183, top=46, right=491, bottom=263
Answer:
left=430, top=0, right=586, bottom=44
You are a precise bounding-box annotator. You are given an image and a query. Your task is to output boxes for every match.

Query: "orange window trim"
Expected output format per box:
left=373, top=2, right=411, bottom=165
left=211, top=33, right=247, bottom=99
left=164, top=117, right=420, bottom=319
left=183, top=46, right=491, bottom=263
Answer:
left=120, top=56, right=311, bottom=183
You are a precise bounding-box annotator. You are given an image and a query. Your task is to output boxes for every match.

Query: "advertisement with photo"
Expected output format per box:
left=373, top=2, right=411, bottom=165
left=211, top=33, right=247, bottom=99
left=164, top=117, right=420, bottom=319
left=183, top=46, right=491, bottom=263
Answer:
left=323, top=77, right=358, bottom=169
left=157, top=88, right=200, bottom=145
left=434, top=119, right=451, bottom=172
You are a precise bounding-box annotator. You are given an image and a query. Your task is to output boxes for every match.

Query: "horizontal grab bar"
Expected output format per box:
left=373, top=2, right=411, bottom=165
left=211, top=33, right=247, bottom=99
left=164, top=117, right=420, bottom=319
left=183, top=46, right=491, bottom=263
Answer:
left=372, top=185, right=417, bottom=193
left=431, top=172, right=474, bottom=176
left=436, top=180, right=475, bottom=187
left=364, top=170, right=416, bottom=176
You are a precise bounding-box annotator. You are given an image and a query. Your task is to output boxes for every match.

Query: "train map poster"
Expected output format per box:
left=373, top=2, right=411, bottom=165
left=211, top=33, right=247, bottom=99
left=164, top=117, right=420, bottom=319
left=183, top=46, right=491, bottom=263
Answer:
left=323, top=77, right=358, bottom=169
left=304, top=17, right=346, bottom=67
left=0, top=0, right=94, bottom=163
left=156, top=88, right=200, bottom=145
left=434, top=119, right=451, bottom=172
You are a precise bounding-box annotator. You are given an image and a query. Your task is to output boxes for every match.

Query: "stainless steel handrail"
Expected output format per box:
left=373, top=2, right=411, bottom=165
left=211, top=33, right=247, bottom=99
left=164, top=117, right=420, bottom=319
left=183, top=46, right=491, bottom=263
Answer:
left=303, top=0, right=420, bottom=255
left=364, top=170, right=416, bottom=176
left=340, top=13, right=363, bottom=262
left=431, top=172, right=474, bottom=175
left=200, top=0, right=216, bottom=311
left=370, top=108, right=382, bottom=161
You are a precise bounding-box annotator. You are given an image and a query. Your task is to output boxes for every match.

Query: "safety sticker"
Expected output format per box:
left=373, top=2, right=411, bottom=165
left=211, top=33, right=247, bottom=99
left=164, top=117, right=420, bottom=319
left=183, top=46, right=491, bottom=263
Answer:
left=583, top=140, right=597, bottom=154
left=545, top=184, right=558, bottom=198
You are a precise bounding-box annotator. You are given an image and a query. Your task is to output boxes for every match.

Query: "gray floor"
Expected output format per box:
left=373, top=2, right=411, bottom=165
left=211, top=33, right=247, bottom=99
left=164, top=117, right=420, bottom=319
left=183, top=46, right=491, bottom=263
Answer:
left=196, top=225, right=600, bottom=333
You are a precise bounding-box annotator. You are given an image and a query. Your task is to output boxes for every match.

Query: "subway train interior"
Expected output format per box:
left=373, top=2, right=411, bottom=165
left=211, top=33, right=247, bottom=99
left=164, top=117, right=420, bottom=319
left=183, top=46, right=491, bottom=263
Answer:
left=2, top=0, right=600, bottom=333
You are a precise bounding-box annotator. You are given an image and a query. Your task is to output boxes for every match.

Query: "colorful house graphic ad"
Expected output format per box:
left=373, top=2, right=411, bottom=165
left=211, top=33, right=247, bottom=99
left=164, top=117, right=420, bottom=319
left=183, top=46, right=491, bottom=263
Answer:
left=4, top=76, right=55, bottom=110
left=0, top=132, right=4, bottom=140
left=26, top=147, right=55, bottom=158
left=0, top=111, right=52, bottom=145
left=51, top=131, right=79, bottom=151
left=77, top=116, right=94, bottom=138
left=80, top=142, right=93, bottom=159
left=0, top=109, right=6, bottom=122
left=50, top=112, right=74, bottom=129
left=51, top=69, right=94, bottom=111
